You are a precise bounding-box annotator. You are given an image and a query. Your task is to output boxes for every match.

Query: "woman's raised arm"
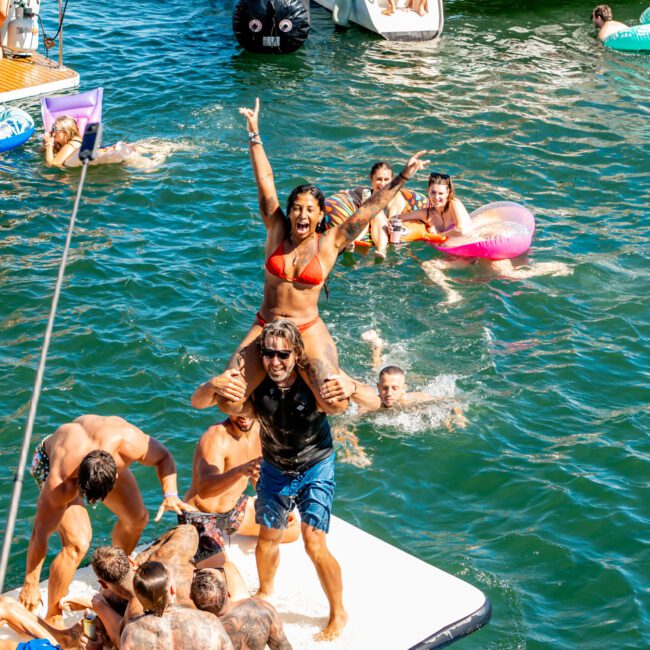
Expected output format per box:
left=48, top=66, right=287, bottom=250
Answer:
left=239, top=98, right=282, bottom=228
left=329, top=150, right=430, bottom=250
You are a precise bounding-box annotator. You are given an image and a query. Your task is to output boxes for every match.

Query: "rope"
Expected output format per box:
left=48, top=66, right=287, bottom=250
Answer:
left=0, top=160, right=90, bottom=593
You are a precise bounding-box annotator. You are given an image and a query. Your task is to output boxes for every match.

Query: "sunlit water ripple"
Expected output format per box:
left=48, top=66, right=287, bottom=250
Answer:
left=1, top=0, right=649, bottom=647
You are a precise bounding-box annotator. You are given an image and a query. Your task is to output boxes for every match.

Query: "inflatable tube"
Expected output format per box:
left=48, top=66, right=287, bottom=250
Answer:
left=603, top=24, right=650, bottom=51
left=0, top=106, right=35, bottom=153
left=432, top=201, right=535, bottom=260
left=233, top=0, right=310, bottom=54
left=325, top=188, right=435, bottom=247
left=41, top=87, right=103, bottom=136
left=640, top=7, right=650, bottom=24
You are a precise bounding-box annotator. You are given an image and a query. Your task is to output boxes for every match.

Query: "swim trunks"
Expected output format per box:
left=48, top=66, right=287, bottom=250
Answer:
left=30, top=436, right=51, bottom=490
left=177, top=494, right=249, bottom=562
left=255, top=312, right=320, bottom=334
left=265, top=235, right=324, bottom=286
left=17, top=640, right=61, bottom=650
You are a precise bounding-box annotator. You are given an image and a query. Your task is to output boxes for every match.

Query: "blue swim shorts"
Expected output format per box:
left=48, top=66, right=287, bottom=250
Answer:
left=17, top=640, right=60, bottom=650
left=255, top=453, right=335, bottom=533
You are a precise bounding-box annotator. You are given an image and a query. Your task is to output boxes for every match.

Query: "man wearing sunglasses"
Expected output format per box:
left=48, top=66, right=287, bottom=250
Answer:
left=206, top=319, right=348, bottom=641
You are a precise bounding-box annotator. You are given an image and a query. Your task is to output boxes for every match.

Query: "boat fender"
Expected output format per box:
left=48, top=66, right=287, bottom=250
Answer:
left=233, top=0, right=310, bottom=54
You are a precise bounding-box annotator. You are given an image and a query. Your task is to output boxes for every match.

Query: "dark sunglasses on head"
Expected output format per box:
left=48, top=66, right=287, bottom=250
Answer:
left=429, top=172, right=450, bottom=181
left=261, top=347, right=292, bottom=360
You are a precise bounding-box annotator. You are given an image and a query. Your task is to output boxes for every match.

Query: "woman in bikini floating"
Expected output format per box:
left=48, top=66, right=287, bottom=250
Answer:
left=198, top=98, right=428, bottom=413
left=43, top=115, right=167, bottom=169
left=401, top=172, right=473, bottom=236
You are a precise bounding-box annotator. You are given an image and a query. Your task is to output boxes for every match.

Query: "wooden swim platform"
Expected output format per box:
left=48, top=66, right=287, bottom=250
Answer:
left=0, top=51, right=79, bottom=102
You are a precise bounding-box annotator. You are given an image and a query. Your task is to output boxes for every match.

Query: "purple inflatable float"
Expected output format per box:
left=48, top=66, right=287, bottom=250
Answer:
left=41, top=87, right=103, bottom=135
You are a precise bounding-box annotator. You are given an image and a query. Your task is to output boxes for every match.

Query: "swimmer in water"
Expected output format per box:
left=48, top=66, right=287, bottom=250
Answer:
left=347, top=162, right=410, bottom=258
left=43, top=116, right=171, bottom=170
left=591, top=4, right=628, bottom=41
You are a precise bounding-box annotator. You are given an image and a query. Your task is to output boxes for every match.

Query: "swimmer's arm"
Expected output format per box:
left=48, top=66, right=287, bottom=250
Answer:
left=400, top=208, right=429, bottom=224
left=195, top=436, right=261, bottom=498
left=43, top=138, right=77, bottom=167
left=90, top=593, right=123, bottom=648
left=330, top=151, right=429, bottom=249
left=239, top=98, right=282, bottom=228
left=401, top=391, right=444, bottom=406
left=447, top=198, right=472, bottom=235
left=192, top=370, right=247, bottom=409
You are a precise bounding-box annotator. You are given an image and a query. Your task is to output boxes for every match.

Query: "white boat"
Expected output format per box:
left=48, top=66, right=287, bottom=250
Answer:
left=1, top=515, right=490, bottom=648
left=314, top=0, right=444, bottom=41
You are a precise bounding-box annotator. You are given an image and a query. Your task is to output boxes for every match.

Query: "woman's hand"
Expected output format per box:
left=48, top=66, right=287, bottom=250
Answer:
left=400, top=150, right=430, bottom=180
left=239, top=97, right=260, bottom=134
left=43, top=132, right=54, bottom=147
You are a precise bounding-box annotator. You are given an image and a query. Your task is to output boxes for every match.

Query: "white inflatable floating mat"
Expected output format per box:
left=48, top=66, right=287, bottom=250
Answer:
left=1, top=515, right=491, bottom=648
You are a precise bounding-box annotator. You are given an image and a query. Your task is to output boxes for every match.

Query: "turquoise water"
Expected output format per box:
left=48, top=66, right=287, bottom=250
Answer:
left=2, top=0, right=649, bottom=647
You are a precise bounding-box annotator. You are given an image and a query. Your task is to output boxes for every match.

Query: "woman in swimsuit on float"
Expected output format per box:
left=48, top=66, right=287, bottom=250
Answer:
left=207, top=98, right=428, bottom=412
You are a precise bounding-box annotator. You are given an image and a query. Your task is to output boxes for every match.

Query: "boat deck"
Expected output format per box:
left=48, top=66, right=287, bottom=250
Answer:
left=0, top=50, right=79, bottom=102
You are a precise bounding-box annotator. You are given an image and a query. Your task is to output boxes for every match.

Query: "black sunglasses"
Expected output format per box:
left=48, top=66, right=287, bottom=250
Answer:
left=429, top=172, right=450, bottom=181
left=261, top=347, right=292, bottom=360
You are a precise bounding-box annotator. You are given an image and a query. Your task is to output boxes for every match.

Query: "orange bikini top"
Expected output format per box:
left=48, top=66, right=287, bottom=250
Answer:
left=265, top=235, right=324, bottom=286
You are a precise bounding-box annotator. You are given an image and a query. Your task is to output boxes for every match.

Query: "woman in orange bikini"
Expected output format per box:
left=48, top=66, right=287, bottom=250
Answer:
left=194, top=98, right=428, bottom=413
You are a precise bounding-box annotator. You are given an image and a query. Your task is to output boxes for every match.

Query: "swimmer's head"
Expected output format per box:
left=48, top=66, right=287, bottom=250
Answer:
left=377, top=366, right=407, bottom=408
left=230, top=415, right=256, bottom=432
left=369, top=162, right=393, bottom=193
left=134, top=561, right=174, bottom=617
left=78, top=450, right=117, bottom=503
left=191, top=567, right=228, bottom=616
left=428, top=172, right=455, bottom=212
left=591, top=4, right=612, bottom=25
left=286, top=184, right=327, bottom=240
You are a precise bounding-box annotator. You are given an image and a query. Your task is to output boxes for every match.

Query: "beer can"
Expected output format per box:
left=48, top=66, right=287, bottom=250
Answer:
left=83, top=610, right=97, bottom=640
left=389, top=219, right=403, bottom=244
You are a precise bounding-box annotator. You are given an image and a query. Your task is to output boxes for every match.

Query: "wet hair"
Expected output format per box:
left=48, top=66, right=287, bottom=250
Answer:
left=133, top=561, right=169, bottom=617
left=285, top=184, right=327, bottom=234
left=190, top=568, right=228, bottom=615
left=369, top=161, right=393, bottom=178
left=256, top=319, right=307, bottom=370
left=92, top=546, right=131, bottom=584
left=592, top=5, right=612, bottom=21
left=51, top=116, right=80, bottom=153
left=379, top=365, right=406, bottom=381
left=78, top=450, right=117, bottom=503
left=427, top=172, right=456, bottom=213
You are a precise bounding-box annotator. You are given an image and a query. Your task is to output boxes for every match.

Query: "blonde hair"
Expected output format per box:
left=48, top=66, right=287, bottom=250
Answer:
left=52, top=116, right=80, bottom=152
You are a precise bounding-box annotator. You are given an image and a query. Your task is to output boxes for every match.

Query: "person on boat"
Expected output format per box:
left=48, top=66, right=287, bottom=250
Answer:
left=0, top=594, right=99, bottom=650
left=79, top=536, right=249, bottom=648
left=191, top=568, right=292, bottom=650
left=181, top=416, right=300, bottom=568
left=401, top=172, right=473, bottom=237
left=591, top=5, right=628, bottom=41
left=210, top=319, right=347, bottom=641
left=18, top=414, right=194, bottom=624
left=121, top=561, right=233, bottom=650
left=346, top=161, right=409, bottom=258
left=42, top=116, right=162, bottom=169
left=196, top=97, right=428, bottom=417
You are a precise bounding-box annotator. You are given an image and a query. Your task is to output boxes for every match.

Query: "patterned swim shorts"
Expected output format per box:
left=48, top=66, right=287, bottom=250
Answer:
left=178, top=493, right=249, bottom=562
left=30, top=436, right=51, bottom=490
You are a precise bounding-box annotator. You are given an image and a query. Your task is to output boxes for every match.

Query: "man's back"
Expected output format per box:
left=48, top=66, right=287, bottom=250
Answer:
left=121, top=607, right=233, bottom=650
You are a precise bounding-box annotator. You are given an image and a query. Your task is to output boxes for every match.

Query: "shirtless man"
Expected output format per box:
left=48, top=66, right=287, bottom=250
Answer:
left=181, top=416, right=300, bottom=568
left=121, top=561, right=233, bottom=650
left=592, top=5, right=628, bottom=41
left=85, top=527, right=250, bottom=647
left=19, top=414, right=193, bottom=623
left=191, top=567, right=292, bottom=650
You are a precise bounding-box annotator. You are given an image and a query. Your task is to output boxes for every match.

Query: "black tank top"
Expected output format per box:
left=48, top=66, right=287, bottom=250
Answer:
left=251, top=374, right=333, bottom=472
